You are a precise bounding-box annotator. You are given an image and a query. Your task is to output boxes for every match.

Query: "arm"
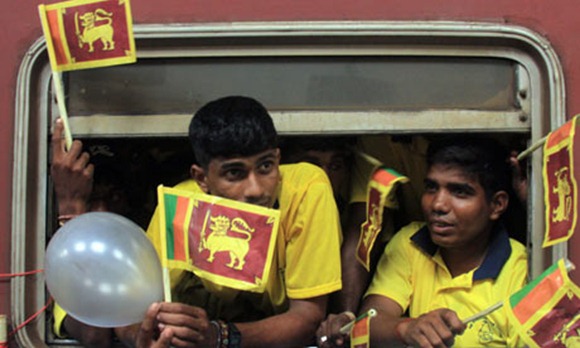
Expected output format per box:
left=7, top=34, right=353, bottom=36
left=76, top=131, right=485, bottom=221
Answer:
left=51, top=118, right=94, bottom=217
left=236, top=296, right=327, bottom=347
left=51, top=119, right=113, bottom=345
left=116, top=297, right=325, bottom=348
left=361, top=295, right=465, bottom=348
left=62, top=316, right=114, bottom=348
left=333, top=202, right=369, bottom=313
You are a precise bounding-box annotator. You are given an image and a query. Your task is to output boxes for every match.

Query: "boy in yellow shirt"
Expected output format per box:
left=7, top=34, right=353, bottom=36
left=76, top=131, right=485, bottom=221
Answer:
left=318, top=136, right=527, bottom=347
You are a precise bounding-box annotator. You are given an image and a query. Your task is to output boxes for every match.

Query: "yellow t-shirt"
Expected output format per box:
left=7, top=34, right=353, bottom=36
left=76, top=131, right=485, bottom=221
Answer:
left=147, top=163, right=342, bottom=321
left=366, top=222, right=527, bottom=347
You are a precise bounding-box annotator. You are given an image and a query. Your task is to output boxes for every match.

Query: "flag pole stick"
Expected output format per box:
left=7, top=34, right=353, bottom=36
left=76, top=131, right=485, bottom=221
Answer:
left=516, top=136, right=547, bottom=161
left=355, top=150, right=383, bottom=168
left=339, top=308, right=377, bottom=334
left=51, top=71, right=73, bottom=151
left=157, top=185, right=172, bottom=303
left=462, top=301, right=503, bottom=324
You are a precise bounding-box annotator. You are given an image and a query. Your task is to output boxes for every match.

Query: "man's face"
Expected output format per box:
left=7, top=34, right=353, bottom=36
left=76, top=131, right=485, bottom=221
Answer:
left=192, top=149, right=281, bottom=208
left=421, top=163, right=505, bottom=250
left=295, top=150, right=348, bottom=196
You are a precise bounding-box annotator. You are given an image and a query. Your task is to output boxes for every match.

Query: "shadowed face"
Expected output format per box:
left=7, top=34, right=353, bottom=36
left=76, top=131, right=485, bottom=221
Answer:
left=293, top=150, right=348, bottom=197
left=192, top=149, right=280, bottom=208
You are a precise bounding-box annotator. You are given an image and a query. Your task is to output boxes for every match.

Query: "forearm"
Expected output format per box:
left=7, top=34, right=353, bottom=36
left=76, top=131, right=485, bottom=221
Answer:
left=114, top=323, right=140, bottom=348
left=63, top=316, right=113, bottom=348
left=334, top=245, right=369, bottom=313
left=235, top=296, right=326, bottom=347
left=359, top=307, right=407, bottom=347
left=333, top=202, right=368, bottom=313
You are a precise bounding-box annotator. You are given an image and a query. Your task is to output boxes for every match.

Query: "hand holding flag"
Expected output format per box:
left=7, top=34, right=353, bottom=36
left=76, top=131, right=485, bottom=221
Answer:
left=38, top=0, right=136, bottom=150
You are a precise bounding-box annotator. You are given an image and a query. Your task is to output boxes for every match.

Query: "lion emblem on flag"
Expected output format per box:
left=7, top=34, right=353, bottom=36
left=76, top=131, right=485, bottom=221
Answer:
left=199, top=215, right=254, bottom=270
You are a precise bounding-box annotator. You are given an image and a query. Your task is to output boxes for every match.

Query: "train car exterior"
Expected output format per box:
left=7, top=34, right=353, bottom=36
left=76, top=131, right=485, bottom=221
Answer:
left=2, top=0, right=580, bottom=346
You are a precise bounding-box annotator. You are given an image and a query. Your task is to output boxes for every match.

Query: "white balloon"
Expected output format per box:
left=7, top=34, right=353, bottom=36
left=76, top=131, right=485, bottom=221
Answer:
left=45, top=212, right=163, bottom=327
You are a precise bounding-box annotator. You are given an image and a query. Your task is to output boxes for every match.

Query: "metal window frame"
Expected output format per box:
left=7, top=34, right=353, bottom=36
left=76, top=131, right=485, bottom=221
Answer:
left=12, top=21, right=564, bottom=347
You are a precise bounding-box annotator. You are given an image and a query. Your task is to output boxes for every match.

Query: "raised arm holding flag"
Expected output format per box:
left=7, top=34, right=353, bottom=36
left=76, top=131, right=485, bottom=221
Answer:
left=38, top=0, right=136, bottom=150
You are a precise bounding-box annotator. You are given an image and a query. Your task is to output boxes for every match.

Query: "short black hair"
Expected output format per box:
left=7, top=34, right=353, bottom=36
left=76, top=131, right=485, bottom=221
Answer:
left=427, top=136, right=511, bottom=201
left=188, top=96, right=278, bottom=168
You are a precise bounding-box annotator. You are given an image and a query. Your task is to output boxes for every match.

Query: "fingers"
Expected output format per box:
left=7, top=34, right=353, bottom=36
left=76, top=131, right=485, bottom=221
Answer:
left=135, top=303, right=163, bottom=347
left=404, top=310, right=463, bottom=348
left=155, top=303, right=211, bottom=346
left=316, top=312, right=354, bottom=347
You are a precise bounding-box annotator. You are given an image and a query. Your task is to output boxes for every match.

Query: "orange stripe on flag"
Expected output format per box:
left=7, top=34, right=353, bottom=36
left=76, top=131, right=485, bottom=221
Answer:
left=371, top=168, right=399, bottom=186
left=512, top=267, right=565, bottom=323
left=546, top=120, right=573, bottom=148
left=350, top=316, right=370, bottom=348
left=172, top=196, right=189, bottom=261
left=46, top=9, right=69, bottom=66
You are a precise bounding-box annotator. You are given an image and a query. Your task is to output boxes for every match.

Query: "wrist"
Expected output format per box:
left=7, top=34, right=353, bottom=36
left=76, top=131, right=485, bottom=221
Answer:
left=394, top=318, right=413, bottom=345
left=213, top=320, right=242, bottom=348
left=58, top=200, right=88, bottom=216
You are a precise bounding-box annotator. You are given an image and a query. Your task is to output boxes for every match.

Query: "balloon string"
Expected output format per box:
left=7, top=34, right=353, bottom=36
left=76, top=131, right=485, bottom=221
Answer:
left=6, top=297, right=52, bottom=340
left=0, top=269, right=44, bottom=278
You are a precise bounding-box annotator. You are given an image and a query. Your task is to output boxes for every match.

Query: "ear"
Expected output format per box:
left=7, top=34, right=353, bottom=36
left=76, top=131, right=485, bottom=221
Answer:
left=489, top=191, right=509, bottom=221
left=190, top=164, right=209, bottom=193
left=274, top=148, right=281, bottom=163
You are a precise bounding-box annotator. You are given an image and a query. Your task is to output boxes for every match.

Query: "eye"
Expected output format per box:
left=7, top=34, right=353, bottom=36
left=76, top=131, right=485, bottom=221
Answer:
left=328, top=160, right=345, bottom=173
left=223, top=168, right=245, bottom=181
left=450, top=185, right=474, bottom=198
left=424, top=180, right=437, bottom=193
left=257, top=160, right=275, bottom=174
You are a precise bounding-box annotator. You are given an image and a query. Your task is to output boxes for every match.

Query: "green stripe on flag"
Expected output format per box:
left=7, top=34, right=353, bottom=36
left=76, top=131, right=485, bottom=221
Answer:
left=509, top=262, right=559, bottom=308
left=164, top=193, right=178, bottom=260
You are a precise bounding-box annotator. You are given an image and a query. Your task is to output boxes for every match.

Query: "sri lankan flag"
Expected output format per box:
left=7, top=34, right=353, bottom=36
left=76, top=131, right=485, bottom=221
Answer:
left=356, top=166, right=409, bottom=270
left=506, top=258, right=580, bottom=347
left=350, top=316, right=371, bottom=348
left=157, top=185, right=280, bottom=293
left=543, top=115, right=580, bottom=247
left=38, top=0, right=135, bottom=72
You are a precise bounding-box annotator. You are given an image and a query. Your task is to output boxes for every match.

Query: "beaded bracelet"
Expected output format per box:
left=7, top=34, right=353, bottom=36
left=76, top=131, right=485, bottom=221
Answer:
left=216, top=320, right=229, bottom=348
left=214, top=320, right=242, bottom=348
left=394, top=318, right=413, bottom=345
left=210, top=321, right=222, bottom=348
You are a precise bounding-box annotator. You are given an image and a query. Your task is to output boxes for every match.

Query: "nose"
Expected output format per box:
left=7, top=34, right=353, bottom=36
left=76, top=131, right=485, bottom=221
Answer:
left=243, top=172, right=266, bottom=204
left=430, top=190, right=450, bottom=216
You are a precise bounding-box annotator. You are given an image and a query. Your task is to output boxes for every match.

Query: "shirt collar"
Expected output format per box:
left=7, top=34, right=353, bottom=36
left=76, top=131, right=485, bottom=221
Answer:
left=410, top=223, right=512, bottom=281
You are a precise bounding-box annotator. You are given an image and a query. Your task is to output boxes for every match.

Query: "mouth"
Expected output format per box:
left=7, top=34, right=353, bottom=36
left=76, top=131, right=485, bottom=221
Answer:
left=428, top=220, right=454, bottom=235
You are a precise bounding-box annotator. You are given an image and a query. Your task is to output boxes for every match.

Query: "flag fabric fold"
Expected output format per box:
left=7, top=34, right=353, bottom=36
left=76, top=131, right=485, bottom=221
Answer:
left=157, top=185, right=280, bottom=293
left=542, top=115, right=580, bottom=247
left=38, top=0, right=136, bottom=72
left=350, top=315, right=371, bottom=348
left=506, top=258, right=580, bottom=348
left=356, top=166, right=409, bottom=270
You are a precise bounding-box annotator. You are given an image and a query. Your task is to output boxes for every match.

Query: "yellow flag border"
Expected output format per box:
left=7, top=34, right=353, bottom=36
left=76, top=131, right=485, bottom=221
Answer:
left=542, top=117, right=579, bottom=247
left=355, top=169, right=409, bottom=271
left=38, top=0, right=136, bottom=72
left=505, top=259, right=580, bottom=348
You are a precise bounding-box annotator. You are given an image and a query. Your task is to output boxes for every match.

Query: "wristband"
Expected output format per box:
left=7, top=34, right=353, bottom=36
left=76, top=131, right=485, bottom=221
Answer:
left=394, top=318, right=413, bottom=345
left=227, top=322, right=242, bottom=348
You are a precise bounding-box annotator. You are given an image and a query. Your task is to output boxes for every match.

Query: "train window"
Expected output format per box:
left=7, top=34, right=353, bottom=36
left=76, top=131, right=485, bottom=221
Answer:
left=12, top=22, right=564, bottom=346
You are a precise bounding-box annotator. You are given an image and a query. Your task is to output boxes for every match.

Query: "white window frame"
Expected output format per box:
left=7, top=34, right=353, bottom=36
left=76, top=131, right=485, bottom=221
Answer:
left=12, top=21, right=564, bottom=347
